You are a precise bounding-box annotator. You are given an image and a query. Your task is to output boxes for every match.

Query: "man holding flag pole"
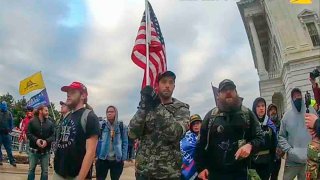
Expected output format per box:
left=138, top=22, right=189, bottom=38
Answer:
left=129, top=1, right=190, bottom=179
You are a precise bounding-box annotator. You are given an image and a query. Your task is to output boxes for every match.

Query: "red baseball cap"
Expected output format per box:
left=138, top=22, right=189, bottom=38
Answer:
left=61, top=82, right=88, bottom=95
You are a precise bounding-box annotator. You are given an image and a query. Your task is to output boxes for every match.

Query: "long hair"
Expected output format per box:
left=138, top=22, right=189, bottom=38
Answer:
left=85, top=103, right=93, bottom=111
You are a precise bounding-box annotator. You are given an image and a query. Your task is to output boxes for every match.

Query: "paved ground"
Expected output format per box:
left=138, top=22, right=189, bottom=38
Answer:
left=0, top=150, right=286, bottom=180
left=0, top=161, right=285, bottom=180
left=0, top=162, right=135, bottom=180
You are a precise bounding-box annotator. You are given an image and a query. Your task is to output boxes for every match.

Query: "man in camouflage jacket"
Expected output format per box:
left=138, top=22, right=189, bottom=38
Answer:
left=129, top=71, right=190, bottom=180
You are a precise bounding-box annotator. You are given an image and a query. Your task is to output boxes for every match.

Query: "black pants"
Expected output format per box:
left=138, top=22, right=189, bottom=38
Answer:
left=270, top=159, right=281, bottom=180
left=135, top=173, right=179, bottom=180
left=209, top=170, right=247, bottom=180
left=128, top=145, right=134, bottom=159
left=96, top=159, right=124, bottom=180
left=253, top=163, right=271, bottom=180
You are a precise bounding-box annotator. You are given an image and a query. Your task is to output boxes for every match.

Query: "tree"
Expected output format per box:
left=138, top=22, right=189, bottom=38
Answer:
left=0, top=93, right=14, bottom=109
left=0, top=93, right=60, bottom=127
left=12, top=97, right=27, bottom=127
left=48, top=102, right=60, bottom=124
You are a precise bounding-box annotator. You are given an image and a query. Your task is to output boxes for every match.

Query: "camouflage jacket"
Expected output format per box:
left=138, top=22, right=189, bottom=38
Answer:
left=129, top=98, right=190, bottom=179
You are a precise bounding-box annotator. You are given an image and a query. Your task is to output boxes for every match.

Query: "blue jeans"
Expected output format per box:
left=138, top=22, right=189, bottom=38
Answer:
left=28, top=152, right=50, bottom=180
left=0, top=134, right=15, bottom=163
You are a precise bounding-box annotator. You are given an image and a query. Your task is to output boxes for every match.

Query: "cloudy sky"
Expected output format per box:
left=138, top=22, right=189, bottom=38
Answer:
left=0, top=0, right=260, bottom=124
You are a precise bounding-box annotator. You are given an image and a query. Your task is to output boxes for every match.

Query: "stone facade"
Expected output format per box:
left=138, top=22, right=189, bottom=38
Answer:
left=238, top=0, right=320, bottom=115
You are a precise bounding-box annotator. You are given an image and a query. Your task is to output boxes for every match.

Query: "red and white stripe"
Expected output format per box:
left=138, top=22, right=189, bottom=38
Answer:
left=131, top=15, right=167, bottom=88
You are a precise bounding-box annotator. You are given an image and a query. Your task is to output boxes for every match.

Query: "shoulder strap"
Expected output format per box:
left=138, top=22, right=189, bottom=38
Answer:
left=205, top=107, right=220, bottom=150
left=81, top=109, right=92, bottom=134
left=119, top=121, right=124, bottom=138
left=240, top=105, right=250, bottom=125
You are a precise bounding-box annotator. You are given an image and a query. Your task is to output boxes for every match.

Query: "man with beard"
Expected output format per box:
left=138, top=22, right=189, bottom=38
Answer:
left=278, top=88, right=317, bottom=180
left=54, top=82, right=100, bottom=180
left=129, top=71, right=190, bottom=180
left=251, top=97, right=277, bottom=180
left=267, top=104, right=284, bottom=180
left=195, top=79, right=263, bottom=180
left=27, top=105, right=55, bottom=180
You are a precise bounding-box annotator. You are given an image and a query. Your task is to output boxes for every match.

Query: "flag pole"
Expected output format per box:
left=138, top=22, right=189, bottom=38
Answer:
left=145, top=0, right=150, bottom=85
left=40, top=71, right=57, bottom=122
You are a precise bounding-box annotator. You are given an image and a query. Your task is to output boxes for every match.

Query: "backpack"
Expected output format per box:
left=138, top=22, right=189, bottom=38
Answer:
left=98, top=118, right=124, bottom=139
left=80, top=109, right=92, bottom=134
left=204, top=106, right=261, bottom=180
left=96, top=119, right=125, bottom=156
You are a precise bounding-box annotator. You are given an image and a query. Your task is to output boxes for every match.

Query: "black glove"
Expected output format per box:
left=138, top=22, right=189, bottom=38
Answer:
left=139, top=86, right=160, bottom=111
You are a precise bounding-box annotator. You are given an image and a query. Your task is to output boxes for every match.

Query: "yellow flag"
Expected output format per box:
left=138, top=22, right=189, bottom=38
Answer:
left=19, top=72, right=45, bottom=95
left=290, top=0, right=312, bottom=4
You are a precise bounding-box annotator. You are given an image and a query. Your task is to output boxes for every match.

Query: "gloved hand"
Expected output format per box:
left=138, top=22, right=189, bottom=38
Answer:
left=139, top=86, right=160, bottom=112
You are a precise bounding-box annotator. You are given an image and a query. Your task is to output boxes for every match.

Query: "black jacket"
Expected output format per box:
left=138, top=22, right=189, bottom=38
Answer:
left=251, top=97, right=277, bottom=164
left=27, top=117, right=55, bottom=153
left=195, top=105, right=264, bottom=174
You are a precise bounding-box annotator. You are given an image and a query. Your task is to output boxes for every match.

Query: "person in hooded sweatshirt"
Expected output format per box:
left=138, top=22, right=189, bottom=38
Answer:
left=96, top=105, right=128, bottom=180
left=180, top=114, right=202, bottom=180
left=0, top=101, right=16, bottom=166
left=278, top=88, right=317, bottom=180
left=267, top=104, right=284, bottom=180
left=251, top=97, right=277, bottom=180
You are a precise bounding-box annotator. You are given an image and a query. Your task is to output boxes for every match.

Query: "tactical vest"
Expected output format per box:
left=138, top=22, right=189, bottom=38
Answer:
left=204, top=106, right=251, bottom=169
left=205, top=106, right=250, bottom=150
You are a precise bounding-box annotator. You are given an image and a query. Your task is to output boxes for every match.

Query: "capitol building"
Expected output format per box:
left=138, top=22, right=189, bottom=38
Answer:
left=238, top=0, right=320, bottom=115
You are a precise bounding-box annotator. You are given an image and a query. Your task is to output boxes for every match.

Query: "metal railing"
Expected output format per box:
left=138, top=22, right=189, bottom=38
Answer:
left=9, top=129, right=26, bottom=152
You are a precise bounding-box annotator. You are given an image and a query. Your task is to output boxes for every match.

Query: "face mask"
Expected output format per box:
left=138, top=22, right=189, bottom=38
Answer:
left=293, top=98, right=302, bottom=112
left=0, top=103, right=7, bottom=112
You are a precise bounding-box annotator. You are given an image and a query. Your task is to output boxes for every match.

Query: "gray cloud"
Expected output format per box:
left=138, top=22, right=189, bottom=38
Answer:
left=0, top=0, right=260, bottom=124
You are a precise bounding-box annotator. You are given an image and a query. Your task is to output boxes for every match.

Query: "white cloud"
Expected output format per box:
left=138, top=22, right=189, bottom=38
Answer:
left=0, top=0, right=260, bottom=124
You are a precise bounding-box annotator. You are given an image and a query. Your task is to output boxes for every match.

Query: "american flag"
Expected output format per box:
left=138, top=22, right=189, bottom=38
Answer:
left=131, top=1, right=167, bottom=88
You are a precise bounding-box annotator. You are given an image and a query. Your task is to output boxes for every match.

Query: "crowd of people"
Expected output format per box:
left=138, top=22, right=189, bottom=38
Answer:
left=0, top=70, right=320, bottom=180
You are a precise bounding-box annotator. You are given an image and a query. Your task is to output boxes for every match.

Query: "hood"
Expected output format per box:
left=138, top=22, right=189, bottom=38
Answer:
left=106, top=105, right=119, bottom=125
left=0, top=101, right=8, bottom=112
left=267, top=103, right=277, bottom=117
left=252, top=97, right=266, bottom=122
left=290, top=88, right=305, bottom=113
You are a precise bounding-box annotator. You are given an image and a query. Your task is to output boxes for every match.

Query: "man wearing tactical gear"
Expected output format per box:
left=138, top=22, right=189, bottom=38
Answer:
left=195, top=79, right=264, bottom=180
left=251, top=97, right=277, bottom=180
left=128, top=71, right=190, bottom=180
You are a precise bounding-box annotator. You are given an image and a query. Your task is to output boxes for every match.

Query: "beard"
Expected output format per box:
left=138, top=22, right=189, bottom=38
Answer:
left=159, top=90, right=173, bottom=100
left=67, top=98, right=81, bottom=110
left=217, top=95, right=242, bottom=112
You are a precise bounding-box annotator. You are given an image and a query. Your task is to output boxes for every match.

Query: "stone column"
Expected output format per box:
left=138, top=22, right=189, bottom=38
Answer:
left=247, top=16, right=268, bottom=80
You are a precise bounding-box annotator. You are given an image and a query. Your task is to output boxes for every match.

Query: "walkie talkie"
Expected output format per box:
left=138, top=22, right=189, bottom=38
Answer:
left=305, top=91, right=311, bottom=113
